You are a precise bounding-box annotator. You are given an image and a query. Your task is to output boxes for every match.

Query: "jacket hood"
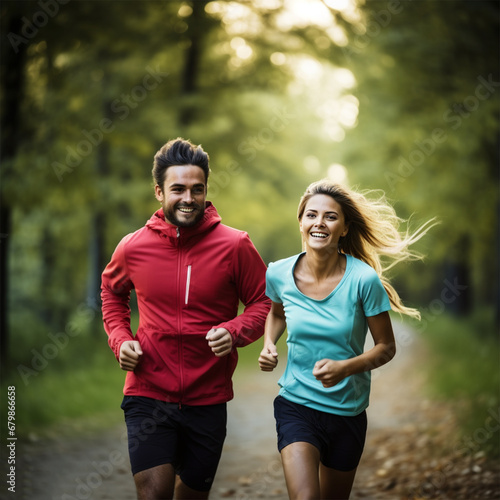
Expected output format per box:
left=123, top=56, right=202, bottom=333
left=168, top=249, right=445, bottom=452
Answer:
left=145, top=201, right=221, bottom=241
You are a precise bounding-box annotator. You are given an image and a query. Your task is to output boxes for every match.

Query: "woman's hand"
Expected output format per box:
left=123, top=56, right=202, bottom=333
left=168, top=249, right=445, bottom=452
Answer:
left=259, top=343, right=279, bottom=371
left=312, top=359, right=349, bottom=388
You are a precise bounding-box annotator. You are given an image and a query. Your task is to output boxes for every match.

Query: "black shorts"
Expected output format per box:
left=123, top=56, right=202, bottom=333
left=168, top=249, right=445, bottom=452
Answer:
left=274, top=395, right=367, bottom=472
left=121, top=396, right=227, bottom=492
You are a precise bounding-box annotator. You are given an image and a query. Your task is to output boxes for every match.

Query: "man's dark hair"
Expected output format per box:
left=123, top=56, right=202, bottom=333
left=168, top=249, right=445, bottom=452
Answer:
left=152, top=138, right=210, bottom=189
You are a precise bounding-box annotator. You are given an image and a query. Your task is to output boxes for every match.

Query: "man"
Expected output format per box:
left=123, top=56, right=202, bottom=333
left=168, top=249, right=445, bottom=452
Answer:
left=101, top=138, right=270, bottom=500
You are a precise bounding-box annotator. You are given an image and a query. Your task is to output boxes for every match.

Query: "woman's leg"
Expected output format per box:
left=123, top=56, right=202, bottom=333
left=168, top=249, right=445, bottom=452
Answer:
left=280, top=441, right=321, bottom=500
left=319, top=463, right=357, bottom=500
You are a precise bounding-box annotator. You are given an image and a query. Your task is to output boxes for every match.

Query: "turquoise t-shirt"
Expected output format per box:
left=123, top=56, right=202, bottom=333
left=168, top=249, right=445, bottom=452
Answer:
left=266, top=252, right=391, bottom=416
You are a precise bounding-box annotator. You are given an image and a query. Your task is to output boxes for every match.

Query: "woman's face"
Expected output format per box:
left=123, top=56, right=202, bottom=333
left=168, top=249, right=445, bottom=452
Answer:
left=299, top=194, right=348, bottom=252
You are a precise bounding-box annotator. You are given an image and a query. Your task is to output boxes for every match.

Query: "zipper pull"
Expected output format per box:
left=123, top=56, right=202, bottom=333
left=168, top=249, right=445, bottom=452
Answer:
left=176, top=227, right=180, bottom=238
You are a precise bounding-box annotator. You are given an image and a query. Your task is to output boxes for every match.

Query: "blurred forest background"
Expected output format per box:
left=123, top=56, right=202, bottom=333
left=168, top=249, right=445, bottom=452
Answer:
left=0, top=0, right=499, bottom=456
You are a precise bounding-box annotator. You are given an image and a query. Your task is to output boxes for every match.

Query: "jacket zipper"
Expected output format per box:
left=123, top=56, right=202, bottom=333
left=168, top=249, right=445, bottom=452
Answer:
left=185, top=265, right=192, bottom=306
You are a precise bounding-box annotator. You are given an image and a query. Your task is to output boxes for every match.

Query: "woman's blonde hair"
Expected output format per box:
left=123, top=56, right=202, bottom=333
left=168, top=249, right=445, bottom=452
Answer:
left=297, top=180, right=436, bottom=320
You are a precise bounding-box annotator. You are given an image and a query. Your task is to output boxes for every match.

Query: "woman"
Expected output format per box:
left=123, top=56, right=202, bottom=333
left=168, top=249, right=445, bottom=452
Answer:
left=259, top=180, right=434, bottom=500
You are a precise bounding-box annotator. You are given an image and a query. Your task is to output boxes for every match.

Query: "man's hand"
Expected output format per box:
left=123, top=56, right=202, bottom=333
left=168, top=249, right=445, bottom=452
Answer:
left=119, top=341, right=143, bottom=371
left=259, top=344, right=279, bottom=371
left=312, top=359, right=348, bottom=388
left=206, top=328, right=233, bottom=357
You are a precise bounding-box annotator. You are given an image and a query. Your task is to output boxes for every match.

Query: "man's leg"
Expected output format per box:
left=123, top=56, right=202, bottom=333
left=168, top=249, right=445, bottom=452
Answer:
left=133, top=463, right=176, bottom=500
left=174, top=475, right=210, bottom=500
left=177, top=403, right=227, bottom=497
left=121, top=397, right=181, bottom=500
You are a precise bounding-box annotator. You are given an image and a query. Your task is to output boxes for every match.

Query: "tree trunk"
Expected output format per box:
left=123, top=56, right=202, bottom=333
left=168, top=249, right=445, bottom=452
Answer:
left=178, top=1, right=209, bottom=127
left=444, top=235, right=472, bottom=317
left=87, top=95, right=111, bottom=329
left=0, top=9, right=27, bottom=372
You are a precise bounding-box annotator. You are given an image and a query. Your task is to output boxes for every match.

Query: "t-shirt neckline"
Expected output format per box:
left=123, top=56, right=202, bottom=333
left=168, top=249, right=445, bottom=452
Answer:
left=291, top=252, right=351, bottom=302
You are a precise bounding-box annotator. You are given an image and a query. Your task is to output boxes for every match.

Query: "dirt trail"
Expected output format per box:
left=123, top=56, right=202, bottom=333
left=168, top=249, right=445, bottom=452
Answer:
left=10, top=323, right=500, bottom=500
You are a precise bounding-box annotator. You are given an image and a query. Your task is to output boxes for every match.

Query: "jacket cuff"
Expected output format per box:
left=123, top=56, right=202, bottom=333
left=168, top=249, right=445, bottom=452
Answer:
left=214, top=322, right=251, bottom=348
left=109, top=331, right=134, bottom=360
left=213, top=321, right=237, bottom=340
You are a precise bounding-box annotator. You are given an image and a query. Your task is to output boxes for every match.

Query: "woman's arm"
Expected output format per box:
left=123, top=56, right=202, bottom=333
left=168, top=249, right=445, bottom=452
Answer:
left=313, top=311, right=396, bottom=388
left=258, top=301, right=286, bottom=372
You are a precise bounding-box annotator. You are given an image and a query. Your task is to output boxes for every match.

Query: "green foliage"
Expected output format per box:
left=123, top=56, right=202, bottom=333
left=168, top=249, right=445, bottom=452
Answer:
left=2, top=333, right=125, bottom=436
left=419, top=310, right=500, bottom=458
left=336, top=0, right=500, bottom=308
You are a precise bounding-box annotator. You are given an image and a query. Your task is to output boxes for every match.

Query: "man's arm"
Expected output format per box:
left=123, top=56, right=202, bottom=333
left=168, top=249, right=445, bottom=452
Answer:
left=101, top=240, right=136, bottom=361
left=215, top=232, right=271, bottom=348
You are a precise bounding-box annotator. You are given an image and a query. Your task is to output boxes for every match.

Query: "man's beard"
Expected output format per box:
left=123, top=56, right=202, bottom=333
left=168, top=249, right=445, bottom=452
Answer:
left=163, top=202, right=205, bottom=227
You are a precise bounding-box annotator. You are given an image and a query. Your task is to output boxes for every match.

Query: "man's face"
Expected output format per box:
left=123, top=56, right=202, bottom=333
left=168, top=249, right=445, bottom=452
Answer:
left=155, top=165, right=207, bottom=227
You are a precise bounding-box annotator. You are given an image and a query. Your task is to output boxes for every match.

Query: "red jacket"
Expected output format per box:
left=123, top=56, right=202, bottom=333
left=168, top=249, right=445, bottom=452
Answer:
left=101, top=203, right=270, bottom=405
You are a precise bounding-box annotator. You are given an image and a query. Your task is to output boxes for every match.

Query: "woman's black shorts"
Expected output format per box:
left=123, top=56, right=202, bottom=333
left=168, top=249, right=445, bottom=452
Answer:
left=274, top=395, right=367, bottom=471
